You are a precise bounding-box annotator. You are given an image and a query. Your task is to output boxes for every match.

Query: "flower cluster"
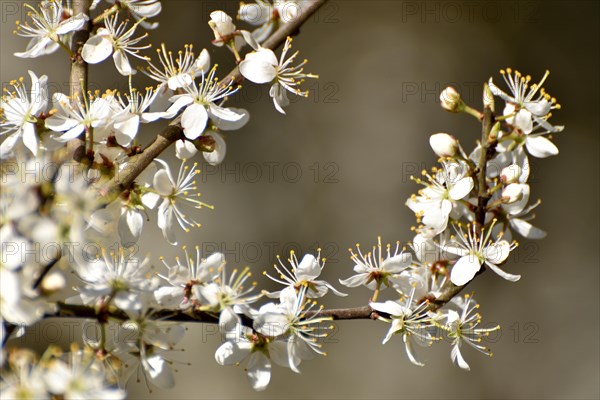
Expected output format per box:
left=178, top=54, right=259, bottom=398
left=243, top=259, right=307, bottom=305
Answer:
left=0, top=0, right=566, bottom=395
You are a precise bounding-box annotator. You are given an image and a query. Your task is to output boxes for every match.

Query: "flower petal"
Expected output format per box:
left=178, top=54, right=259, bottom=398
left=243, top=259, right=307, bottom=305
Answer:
left=525, top=135, right=559, bottom=158
left=450, top=256, right=481, bottom=286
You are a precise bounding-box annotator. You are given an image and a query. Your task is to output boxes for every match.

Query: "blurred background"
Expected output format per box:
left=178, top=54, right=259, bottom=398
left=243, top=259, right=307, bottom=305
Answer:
left=2, top=0, right=598, bottom=398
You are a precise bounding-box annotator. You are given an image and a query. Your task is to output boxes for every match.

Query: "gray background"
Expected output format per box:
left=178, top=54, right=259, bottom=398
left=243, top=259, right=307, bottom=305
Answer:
left=2, top=0, right=599, bottom=398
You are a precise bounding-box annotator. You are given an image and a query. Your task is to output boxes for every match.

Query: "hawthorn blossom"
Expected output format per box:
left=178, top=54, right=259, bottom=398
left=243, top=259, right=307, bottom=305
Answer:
left=117, top=309, right=185, bottom=389
left=439, top=294, right=500, bottom=371
left=97, top=86, right=165, bottom=146
left=152, top=159, right=213, bottom=245
left=68, top=248, right=159, bottom=311
left=407, top=161, right=474, bottom=235
left=154, top=248, right=223, bottom=308
left=144, top=44, right=210, bottom=91
left=194, top=264, right=261, bottom=331
left=253, top=287, right=333, bottom=372
left=0, top=71, right=48, bottom=157
left=93, top=0, right=162, bottom=29
left=165, top=65, right=249, bottom=139
left=339, top=237, right=412, bottom=291
left=489, top=68, right=563, bottom=158
left=445, top=222, right=519, bottom=286
left=370, top=287, right=434, bottom=366
left=14, top=1, right=88, bottom=58
left=239, top=36, right=318, bottom=113
left=45, top=92, right=114, bottom=142
left=214, top=324, right=290, bottom=391
left=82, top=14, right=150, bottom=76
left=43, top=349, right=126, bottom=399
left=264, top=250, right=346, bottom=298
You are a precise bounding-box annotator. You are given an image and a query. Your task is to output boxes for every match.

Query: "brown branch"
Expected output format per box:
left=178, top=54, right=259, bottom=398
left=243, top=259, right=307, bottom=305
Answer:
left=50, top=303, right=376, bottom=327
left=99, top=0, right=329, bottom=206
left=426, top=105, right=496, bottom=312
left=67, top=0, right=92, bottom=160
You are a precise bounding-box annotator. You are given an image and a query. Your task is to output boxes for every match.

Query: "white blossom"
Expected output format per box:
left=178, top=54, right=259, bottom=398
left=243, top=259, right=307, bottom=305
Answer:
left=264, top=250, right=346, bottom=298
left=68, top=248, right=158, bottom=311
left=253, top=287, right=333, bottom=372
left=45, top=92, right=115, bottom=142
left=144, top=44, right=210, bottom=91
left=194, top=263, right=261, bottom=332
left=339, top=237, right=412, bottom=290
left=165, top=65, right=249, bottom=139
left=14, top=1, right=88, bottom=58
left=152, top=159, right=212, bottom=245
left=214, top=324, right=291, bottom=391
left=0, top=71, right=48, bottom=157
left=439, top=294, right=500, bottom=371
left=82, top=14, right=150, bottom=76
left=239, top=36, right=318, bottom=113
left=370, top=287, right=434, bottom=366
left=155, top=248, right=223, bottom=308
left=99, top=0, right=162, bottom=29
left=407, top=160, right=474, bottom=235
left=444, top=221, right=519, bottom=286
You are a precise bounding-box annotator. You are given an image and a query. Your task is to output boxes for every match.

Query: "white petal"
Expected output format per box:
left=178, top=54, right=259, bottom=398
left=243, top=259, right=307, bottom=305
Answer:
left=338, top=273, right=368, bottom=287
left=525, top=135, right=559, bottom=158
left=21, top=123, right=39, bottom=155
left=509, top=218, right=546, bottom=239
left=484, top=261, right=521, bottom=282
left=114, top=114, right=140, bottom=146
left=483, top=240, right=511, bottom=264
left=113, top=49, right=135, bottom=76
left=246, top=352, right=271, bottom=391
left=270, top=83, right=289, bottom=114
left=404, top=336, right=425, bottom=367
left=153, top=169, right=174, bottom=196
left=451, top=344, right=470, bottom=370
left=381, top=253, right=412, bottom=273
left=239, top=49, right=278, bottom=83
left=55, top=14, right=88, bottom=35
left=450, top=256, right=481, bottom=286
left=369, top=301, right=404, bottom=317
left=214, top=341, right=252, bottom=366
left=118, top=209, right=143, bottom=246
left=175, top=139, right=198, bottom=160
left=449, top=177, right=474, bottom=200
left=181, top=103, right=208, bottom=140
left=82, top=33, right=113, bottom=64
left=296, top=254, right=321, bottom=280
left=208, top=105, right=249, bottom=131
left=194, top=49, right=211, bottom=76
left=144, top=355, right=175, bottom=389
left=203, top=131, right=226, bottom=165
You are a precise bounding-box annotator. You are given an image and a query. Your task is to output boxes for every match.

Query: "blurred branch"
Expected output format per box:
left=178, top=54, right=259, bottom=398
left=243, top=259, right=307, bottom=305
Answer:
left=99, top=0, right=329, bottom=206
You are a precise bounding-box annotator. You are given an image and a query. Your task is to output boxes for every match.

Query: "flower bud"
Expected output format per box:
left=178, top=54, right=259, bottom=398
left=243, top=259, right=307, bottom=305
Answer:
left=429, top=133, right=459, bottom=158
left=208, top=11, right=236, bottom=43
left=40, top=270, right=66, bottom=295
left=440, top=87, right=464, bottom=113
left=483, top=82, right=495, bottom=112
left=501, top=183, right=524, bottom=203
left=500, top=164, right=522, bottom=184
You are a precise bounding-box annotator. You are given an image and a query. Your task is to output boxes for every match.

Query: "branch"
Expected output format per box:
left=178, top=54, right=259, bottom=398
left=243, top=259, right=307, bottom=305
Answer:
left=50, top=303, right=377, bottom=327
left=99, top=0, right=329, bottom=206
left=67, top=0, right=91, bottom=160
left=426, top=105, right=496, bottom=312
